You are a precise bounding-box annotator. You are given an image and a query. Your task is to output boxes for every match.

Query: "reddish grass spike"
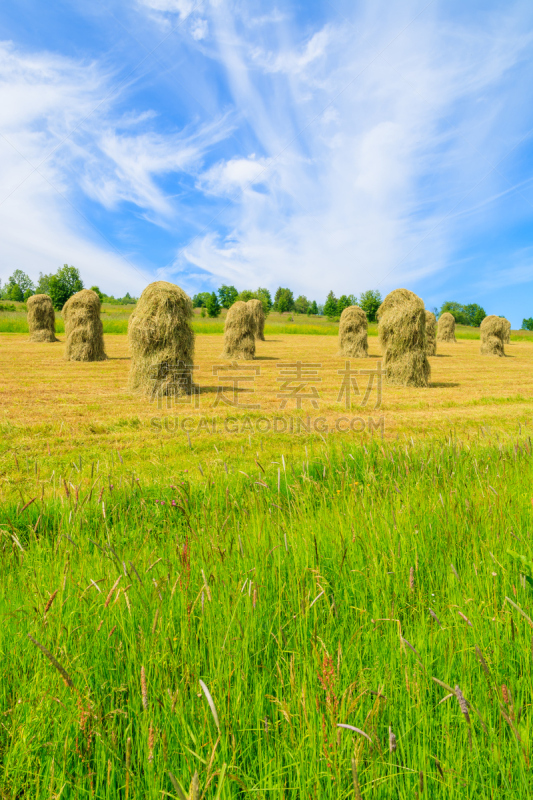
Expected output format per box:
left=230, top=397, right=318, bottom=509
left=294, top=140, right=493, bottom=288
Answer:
left=27, top=634, right=74, bottom=688
left=141, top=665, right=148, bottom=710
left=44, top=589, right=59, bottom=615
left=454, top=686, right=471, bottom=724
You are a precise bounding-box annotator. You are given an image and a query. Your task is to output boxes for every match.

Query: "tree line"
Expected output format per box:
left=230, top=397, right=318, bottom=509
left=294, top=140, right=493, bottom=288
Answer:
left=1, top=268, right=530, bottom=328
left=0, top=267, right=136, bottom=308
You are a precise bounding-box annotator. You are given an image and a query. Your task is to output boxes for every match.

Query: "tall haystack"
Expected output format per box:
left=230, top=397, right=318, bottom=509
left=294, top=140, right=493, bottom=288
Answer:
left=378, top=289, right=430, bottom=387
left=480, top=315, right=506, bottom=357
left=502, top=318, right=511, bottom=344
left=128, top=281, right=195, bottom=398
left=425, top=310, right=437, bottom=356
left=338, top=305, right=368, bottom=357
left=27, top=294, right=58, bottom=342
left=377, top=288, right=421, bottom=320
left=248, top=298, right=265, bottom=341
left=63, top=289, right=107, bottom=362
left=222, top=301, right=255, bottom=360
left=437, top=312, right=456, bottom=342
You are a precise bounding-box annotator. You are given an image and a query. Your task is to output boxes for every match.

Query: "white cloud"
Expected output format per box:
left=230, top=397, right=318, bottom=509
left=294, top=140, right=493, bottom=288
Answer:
left=0, top=40, right=230, bottom=293
left=169, top=1, right=533, bottom=300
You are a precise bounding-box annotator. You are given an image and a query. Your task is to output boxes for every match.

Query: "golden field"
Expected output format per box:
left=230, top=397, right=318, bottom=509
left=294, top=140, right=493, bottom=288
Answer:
left=1, top=331, right=532, bottom=477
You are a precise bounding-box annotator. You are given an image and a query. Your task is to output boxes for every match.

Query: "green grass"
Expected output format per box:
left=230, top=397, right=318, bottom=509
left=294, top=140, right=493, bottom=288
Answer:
left=1, top=306, right=532, bottom=340
left=1, top=434, right=533, bottom=797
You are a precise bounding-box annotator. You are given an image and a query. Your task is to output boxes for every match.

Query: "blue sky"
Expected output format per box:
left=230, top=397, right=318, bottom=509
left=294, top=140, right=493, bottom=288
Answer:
left=0, top=0, right=532, bottom=325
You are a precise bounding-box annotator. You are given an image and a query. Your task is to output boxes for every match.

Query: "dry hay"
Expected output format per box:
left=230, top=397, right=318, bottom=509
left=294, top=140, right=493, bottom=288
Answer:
left=480, top=315, right=506, bottom=357
left=378, top=289, right=430, bottom=387
left=128, top=281, right=195, bottom=398
left=222, top=301, right=255, bottom=360
left=502, top=318, right=511, bottom=344
left=248, top=298, right=265, bottom=341
left=27, top=294, right=58, bottom=342
left=437, top=312, right=456, bottom=342
left=425, top=310, right=437, bottom=356
left=63, top=289, right=107, bottom=362
left=377, top=288, right=421, bottom=320
left=338, top=305, right=368, bottom=357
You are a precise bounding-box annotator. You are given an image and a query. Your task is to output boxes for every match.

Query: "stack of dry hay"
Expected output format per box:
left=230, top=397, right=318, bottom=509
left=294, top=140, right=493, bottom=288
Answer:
left=502, top=318, right=511, bottom=344
left=247, top=298, right=265, bottom=341
left=63, top=289, right=107, bottom=361
left=27, top=294, right=58, bottom=342
left=480, top=315, right=506, bottom=357
left=378, top=288, right=430, bottom=387
left=338, top=306, right=368, bottom=357
left=425, top=311, right=437, bottom=356
left=222, top=301, right=255, bottom=359
left=437, top=311, right=456, bottom=342
left=128, top=281, right=195, bottom=397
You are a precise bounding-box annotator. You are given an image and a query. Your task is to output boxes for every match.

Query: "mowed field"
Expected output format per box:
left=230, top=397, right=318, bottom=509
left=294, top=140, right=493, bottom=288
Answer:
left=2, top=326, right=533, bottom=798
left=1, top=330, right=533, bottom=475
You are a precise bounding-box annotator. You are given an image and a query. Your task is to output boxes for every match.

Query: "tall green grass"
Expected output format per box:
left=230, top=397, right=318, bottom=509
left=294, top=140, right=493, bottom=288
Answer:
left=1, top=436, right=532, bottom=797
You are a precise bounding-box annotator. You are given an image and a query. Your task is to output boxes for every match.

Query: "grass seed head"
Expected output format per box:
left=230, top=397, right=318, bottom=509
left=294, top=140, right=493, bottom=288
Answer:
left=27, top=294, right=58, bottom=343
left=141, top=665, right=148, bottom=710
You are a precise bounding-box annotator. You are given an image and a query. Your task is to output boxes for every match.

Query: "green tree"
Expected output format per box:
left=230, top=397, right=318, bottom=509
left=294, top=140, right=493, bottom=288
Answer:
left=218, top=285, right=239, bottom=309
left=236, top=290, right=255, bottom=303
left=273, top=287, right=295, bottom=313
left=192, top=292, right=211, bottom=308
left=256, top=287, right=272, bottom=312
left=359, top=289, right=382, bottom=322
left=439, top=302, right=469, bottom=325
left=7, top=283, right=23, bottom=302
left=294, top=295, right=309, bottom=314
left=337, top=295, right=351, bottom=314
left=309, top=300, right=318, bottom=315
left=23, top=288, right=34, bottom=301
left=48, top=265, right=84, bottom=309
left=90, top=286, right=104, bottom=302
left=521, top=318, right=533, bottom=331
left=323, top=291, right=338, bottom=319
left=36, top=272, right=53, bottom=295
left=463, top=303, right=486, bottom=327
left=7, top=269, right=34, bottom=298
left=206, top=292, right=221, bottom=317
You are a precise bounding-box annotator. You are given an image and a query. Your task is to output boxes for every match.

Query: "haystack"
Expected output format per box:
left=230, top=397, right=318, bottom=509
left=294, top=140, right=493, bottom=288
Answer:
left=63, top=289, right=107, bottom=362
left=376, top=288, right=421, bottom=320
left=247, top=298, right=265, bottom=341
left=222, top=301, right=255, bottom=360
left=425, top=310, right=437, bottom=356
left=27, top=294, right=58, bottom=342
left=502, top=318, right=511, bottom=344
left=480, top=315, right=506, bottom=357
left=437, top=312, right=456, bottom=342
left=378, top=289, right=430, bottom=387
left=338, top=305, right=368, bottom=357
left=128, top=281, right=195, bottom=398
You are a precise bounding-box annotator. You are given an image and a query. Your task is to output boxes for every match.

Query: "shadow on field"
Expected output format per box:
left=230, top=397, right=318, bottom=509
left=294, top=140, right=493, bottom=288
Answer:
left=430, top=382, right=460, bottom=388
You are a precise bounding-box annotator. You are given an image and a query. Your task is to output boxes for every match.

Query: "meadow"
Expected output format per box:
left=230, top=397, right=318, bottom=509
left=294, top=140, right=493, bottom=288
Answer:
left=1, top=318, right=533, bottom=798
